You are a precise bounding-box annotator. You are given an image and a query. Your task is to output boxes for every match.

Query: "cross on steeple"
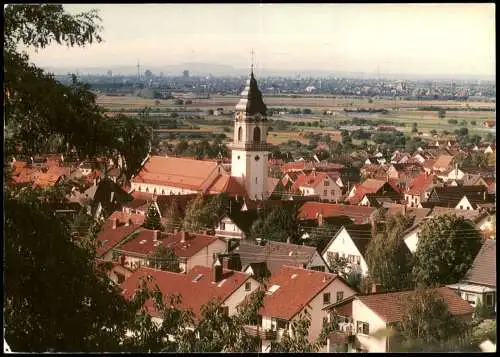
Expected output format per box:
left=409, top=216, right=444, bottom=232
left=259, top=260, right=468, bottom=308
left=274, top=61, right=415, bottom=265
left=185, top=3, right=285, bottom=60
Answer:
left=250, top=49, right=255, bottom=74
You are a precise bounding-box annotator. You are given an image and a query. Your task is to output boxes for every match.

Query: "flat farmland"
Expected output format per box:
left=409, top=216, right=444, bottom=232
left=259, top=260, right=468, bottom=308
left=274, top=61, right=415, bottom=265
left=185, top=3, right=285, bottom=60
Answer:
left=97, top=94, right=495, bottom=139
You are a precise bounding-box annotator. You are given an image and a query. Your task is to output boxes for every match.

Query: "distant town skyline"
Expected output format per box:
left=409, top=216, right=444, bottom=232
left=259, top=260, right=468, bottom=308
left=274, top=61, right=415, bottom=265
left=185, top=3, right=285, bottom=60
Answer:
left=25, top=4, right=495, bottom=78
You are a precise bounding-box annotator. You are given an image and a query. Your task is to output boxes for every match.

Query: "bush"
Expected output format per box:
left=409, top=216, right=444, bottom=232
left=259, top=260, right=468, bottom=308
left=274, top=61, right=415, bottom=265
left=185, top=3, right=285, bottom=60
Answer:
left=447, top=119, right=458, bottom=125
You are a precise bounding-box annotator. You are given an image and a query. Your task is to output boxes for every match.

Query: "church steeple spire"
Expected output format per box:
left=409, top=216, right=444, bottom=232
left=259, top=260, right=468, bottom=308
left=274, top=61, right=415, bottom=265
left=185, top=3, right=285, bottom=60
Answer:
left=235, top=50, right=267, bottom=117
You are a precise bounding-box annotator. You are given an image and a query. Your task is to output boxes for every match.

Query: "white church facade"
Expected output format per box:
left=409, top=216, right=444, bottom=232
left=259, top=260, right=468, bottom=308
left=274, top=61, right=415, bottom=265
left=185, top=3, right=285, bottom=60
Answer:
left=130, top=68, right=271, bottom=201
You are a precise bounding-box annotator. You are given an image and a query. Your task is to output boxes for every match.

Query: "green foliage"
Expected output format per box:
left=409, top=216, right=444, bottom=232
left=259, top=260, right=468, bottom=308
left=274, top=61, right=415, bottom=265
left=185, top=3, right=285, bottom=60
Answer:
left=327, top=254, right=349, bottom=275
left=183, top=194, right=229, bottom=233
left=366, top=214, right=415, bottom=292
left=4, top=187, right=131, bottom=352
left=270, top=310, right=330, bottom=352
left=250, top=204, right=300, bottom=243
left=123, top=280, right=265, bottom=352
left=143, top=203, right=163, bottom=231
left=438, top=109, right=446, bottom=119
left=4, top=5, right=149, bottom=178
left=149, top=245, right=181, bottom=273
left=413, top=214, right=482, bottom=286
left=164, top=197, right=184, bottom=233
left=393, top=288, right=471, bottom=350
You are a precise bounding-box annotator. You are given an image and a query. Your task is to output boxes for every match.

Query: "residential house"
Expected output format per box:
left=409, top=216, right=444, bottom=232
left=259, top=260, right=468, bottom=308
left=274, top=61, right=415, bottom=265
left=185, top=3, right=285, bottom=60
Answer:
left=347, top=179, right=401, bottom=205
left=291, top=170, right=343, bottom=202
left=235, top=240, right=329, bottom=275
left=431, top=155, right=455, bottom=173
left=249, top=266, right=357, bottom=352
left=112, top=230, right=227, bottom=273
left=447, top=239, right=496, bottom=313
left=323, top=287, right=474, bottom=352
left=95, top=217, right=142, bottom=261
left=425, top=185, right=494, bottom=211
left=321, top=224, right=376, bottom=278
left=120, top=263, right=260, bottom=320
left=214, top=215, right=248, bottom=240
left=404, top=172, right=441, bottom=208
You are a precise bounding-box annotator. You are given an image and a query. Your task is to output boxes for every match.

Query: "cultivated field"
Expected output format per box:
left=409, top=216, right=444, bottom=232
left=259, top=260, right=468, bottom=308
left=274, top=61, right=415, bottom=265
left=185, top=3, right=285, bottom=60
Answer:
left=97, top=94, right=496, bottom=145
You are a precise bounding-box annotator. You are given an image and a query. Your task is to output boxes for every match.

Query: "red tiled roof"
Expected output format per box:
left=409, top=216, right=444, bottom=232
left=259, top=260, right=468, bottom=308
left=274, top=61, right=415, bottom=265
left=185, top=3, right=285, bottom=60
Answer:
left=291, top=171, right=331, bottom=191
left=347, top=179, right=388, bottom=204
left=116, top=229, right=224, bottom=259
left=95, top=219, right=141, bottom=258
left=32, top=167, right=69, bottom=188
left=132, top=156, right=220, bottom=190
left=281, top=161, right=313, bottom=173
left=206, top=174, right=248, bottom=197
left=433, top=155, right=454, bottom=170
left=356, top=287, right=474, bottom=323
left=406, top=172, right=438, bottom=195
left=259, top=266, right=340, bottom=320
left=120, top=265, right=252, bottom=319
left=298, top=202, right=375, bottom=224
left=108, top=211, right=145, bottom=226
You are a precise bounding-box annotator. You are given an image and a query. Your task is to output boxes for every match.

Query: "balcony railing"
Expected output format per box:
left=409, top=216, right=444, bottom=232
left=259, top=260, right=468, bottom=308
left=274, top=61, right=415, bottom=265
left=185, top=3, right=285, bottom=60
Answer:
left=243, top=325, right=277, bottom=340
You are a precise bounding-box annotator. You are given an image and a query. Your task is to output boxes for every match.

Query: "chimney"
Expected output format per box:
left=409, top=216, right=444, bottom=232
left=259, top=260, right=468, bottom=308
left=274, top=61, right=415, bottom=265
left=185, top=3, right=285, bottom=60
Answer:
left=403, top=204, right=407, bottom=216
left=372, top=283, right=382, bottom=294
left=213, top=257, right=223, bottom=283
left=286, top=237, right=291, bottom=244
left=125, top=218, right=130, bottom=227
left=318, top=212, right=324, bottom=226
left=112, top=218, right=118, bottom=230
left=110, top=191, right=115, bottom=203
left=483, top=190, right=487, bottom=201
left=153, top=230, right=158, bottom=241
left=180, top=231, right=186, bottom=243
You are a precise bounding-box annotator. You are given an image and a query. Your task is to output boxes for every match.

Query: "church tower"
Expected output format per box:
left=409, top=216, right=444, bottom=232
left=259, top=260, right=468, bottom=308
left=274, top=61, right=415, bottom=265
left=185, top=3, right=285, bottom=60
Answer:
left=230, top=65, right=271, bottom=200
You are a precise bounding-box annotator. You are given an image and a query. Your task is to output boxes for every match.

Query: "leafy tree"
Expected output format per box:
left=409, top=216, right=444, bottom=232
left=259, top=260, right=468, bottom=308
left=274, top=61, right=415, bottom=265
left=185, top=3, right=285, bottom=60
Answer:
left=4, top=187, right=131, bottom=352
left=183, top=194, right=229, bottom=233
left=413, top=214, right=482, bottom=286
left=143, top=203, right=163, bottom=231
left=411, top=122, right=418, bottom=134
left=164, top=197, right=185, bottom=233
left=430, top=129, right=437, bottom=136
left=438, top=109, right=446, bottom=119
left=150, top=245, right=181, bottom=273
left=327, top=254, right=349, bottom=275
left=393, top=287, right=470, bottom=350
left=366, top=214, right=415, bottom=292
left=270, top=310, right=333, bottom=352
left=250, top=205, right=300, bottom=243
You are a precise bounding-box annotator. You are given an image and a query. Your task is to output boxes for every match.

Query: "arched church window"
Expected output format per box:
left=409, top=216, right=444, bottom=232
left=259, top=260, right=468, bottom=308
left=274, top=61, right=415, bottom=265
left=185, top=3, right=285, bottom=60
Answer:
left=238, top=127, right=243, bottom=142
left=253, top=127, right=261, bottom=143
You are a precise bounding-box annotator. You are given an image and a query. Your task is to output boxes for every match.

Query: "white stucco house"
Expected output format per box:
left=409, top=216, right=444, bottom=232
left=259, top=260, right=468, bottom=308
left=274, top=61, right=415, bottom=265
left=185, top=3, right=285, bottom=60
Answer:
left=447, top=239, right=496, bottom=314
left=247, top=266, right=356, bottom=352
left=321, top=224, right=374, bottom=278
left=324, top=287, right=474, bottom=352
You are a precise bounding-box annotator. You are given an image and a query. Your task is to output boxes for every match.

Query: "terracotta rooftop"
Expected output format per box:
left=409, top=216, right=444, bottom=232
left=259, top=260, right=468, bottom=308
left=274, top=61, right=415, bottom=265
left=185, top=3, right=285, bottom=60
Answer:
left=120, top=265, right=252, bottom=319
left=297, top=202, right=375, bottom=224
left=95, top=219, right=141, bottom=258
left=116, top=229, right=224, bottom=259
left=206, top=174, right=248, bottom=197
left=355, top=287, right=474, bottom=323
left=292, top=171, right=332, bottom=191
left=259, top=266, right=340, bottom=321
left=406, top=172, right=439, bottom=195
left=132, top=156, right=220, bottom=190
left=432, top=155, right=454, bottom=171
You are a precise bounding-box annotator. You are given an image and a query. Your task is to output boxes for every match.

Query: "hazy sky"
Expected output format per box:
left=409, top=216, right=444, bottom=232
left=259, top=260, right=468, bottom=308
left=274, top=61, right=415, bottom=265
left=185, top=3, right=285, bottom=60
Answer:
left=25, top=3, right=495, bottom=76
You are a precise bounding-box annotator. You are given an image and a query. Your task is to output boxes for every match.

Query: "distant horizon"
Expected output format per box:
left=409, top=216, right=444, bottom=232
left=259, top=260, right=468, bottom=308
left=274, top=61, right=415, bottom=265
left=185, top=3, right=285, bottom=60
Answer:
left=26, top=4, right=495, bottom=80
left=43, top=62, right=495, bottom=82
